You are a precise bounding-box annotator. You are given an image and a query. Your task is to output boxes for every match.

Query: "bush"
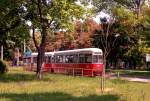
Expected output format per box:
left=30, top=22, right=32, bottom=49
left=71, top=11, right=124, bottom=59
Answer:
left=0, top=60, right=8, bottom=74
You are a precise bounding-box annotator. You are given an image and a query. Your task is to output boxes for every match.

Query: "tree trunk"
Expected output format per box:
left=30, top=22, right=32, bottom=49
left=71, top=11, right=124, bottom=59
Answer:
left=36, top=46, right=45, bottom=79
left=36, top=27, right=47, bottom=80
left=33, top=0, right=48, bottom=79
left=101, top=56, right=106, bottom=93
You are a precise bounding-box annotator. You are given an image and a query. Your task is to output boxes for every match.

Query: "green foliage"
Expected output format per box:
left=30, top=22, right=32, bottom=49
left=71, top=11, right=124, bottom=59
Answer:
left=92, top=5, right=150, bottom=69
left=0, top=0, right=30, bottom=50
left=93, top=0, right=146, bottom=13
left=26, top=0, right=90, bottom=32
left=0, top=0, right=24, bottom=35
left=139, top=7, right=150, bottom=48
left=92, top=0, right=117, bottom=13
left=8, top=24, right=30, bottom=48
left=0, top=60, right=8, bottom=74
left=112, top=7, right=137, bottom=26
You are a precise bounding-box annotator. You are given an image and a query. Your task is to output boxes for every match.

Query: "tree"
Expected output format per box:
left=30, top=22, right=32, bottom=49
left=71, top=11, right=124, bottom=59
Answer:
left=0, top=0, right=22, bottom=35
left=24, top=0, right=91, bottom=79
left=92, top=0, right=146, bottom=13
left=92, top=6, right=142, bottom=91
left=92, top=0, right=150, bottom=69
left=0, top=0, right=30, bottom=60
left=141, top=6, right=150, bottom=48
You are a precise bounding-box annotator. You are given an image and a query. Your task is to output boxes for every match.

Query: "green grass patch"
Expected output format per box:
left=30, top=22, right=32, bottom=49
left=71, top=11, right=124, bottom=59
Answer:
left=0, top=67, right=150, bottom=101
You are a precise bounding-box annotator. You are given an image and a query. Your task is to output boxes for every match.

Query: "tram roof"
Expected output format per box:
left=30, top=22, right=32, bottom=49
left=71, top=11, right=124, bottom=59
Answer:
left=54, top=48, right=102, bottom=55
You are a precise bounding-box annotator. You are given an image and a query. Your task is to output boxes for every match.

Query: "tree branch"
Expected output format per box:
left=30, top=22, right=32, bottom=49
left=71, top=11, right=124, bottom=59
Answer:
left=37, top=0, right=44, bottom=26
left=32, top=26, right=39, bottom=50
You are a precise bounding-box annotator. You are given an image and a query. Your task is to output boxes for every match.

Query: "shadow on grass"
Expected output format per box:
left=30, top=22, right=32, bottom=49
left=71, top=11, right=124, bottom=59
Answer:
left=110, top=78, right=129, bottom=84
left=0, top=73, right=37, bottom=82
left=111, top=70, right=150, bottom=78
left=122, top=72, right=150, bottom=78
left=0, top=92, right=120, bottom=101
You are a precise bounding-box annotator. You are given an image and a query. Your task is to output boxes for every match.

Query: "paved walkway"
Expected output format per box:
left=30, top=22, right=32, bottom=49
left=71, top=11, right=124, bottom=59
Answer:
left=122, top=77, right=150, bottom=83
left=107, top=73, right=150, bottom=83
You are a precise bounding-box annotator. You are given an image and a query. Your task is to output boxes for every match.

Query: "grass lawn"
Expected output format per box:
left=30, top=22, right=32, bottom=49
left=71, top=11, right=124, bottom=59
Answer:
left=0, top=68, right=150, bottom=101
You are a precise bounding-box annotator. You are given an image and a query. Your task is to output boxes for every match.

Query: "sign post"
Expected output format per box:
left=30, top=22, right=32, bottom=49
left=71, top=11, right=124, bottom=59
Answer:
left=1, top=45, right=3, bottom=61
left=146, top=54, right=150, bottom=62
left=146, top=54, right=150, bottom=68
left=15, top=48, right=20, bottom=66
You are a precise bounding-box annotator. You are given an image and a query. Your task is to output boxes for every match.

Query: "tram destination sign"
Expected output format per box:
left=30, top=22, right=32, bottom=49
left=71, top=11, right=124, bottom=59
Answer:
left=146, top=54, right=150, bottom=62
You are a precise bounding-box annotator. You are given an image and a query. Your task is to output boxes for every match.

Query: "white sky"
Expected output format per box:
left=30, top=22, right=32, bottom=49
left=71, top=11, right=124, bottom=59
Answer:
left=75, top=0, right=110, bottom=23
left=93, top=12, right=110, bottom=23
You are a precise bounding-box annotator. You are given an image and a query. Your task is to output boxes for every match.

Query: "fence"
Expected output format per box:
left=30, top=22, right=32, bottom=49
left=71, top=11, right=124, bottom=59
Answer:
left=23, top=65, right=102, bottom=77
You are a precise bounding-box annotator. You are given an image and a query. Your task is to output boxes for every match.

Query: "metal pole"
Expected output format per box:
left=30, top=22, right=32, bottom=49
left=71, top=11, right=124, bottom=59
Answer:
left=1, top=45, right=3, bottom=60
left=24, top=39, right=26, bottom=53
left=17, top=48, right=19, bottom=66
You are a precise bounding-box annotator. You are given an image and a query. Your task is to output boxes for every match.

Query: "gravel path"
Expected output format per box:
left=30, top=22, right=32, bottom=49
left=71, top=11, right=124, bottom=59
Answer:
left=122, top=77, right=150, bottom=83
left=106, top=72, right=150, bottom=83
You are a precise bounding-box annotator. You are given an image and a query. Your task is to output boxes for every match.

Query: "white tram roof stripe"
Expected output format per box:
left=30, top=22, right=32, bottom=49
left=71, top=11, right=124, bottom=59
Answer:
left=31, top=53, right=38, bottom=56
left=31, top=52, right=54, bottom=56
left=54, top=48, right=102, bottom=55
left=31, top=48, right=102, bottom=56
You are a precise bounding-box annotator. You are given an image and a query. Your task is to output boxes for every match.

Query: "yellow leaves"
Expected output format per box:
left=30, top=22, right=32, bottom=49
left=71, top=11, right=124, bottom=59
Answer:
left=113, top=7, right=137, bottom=26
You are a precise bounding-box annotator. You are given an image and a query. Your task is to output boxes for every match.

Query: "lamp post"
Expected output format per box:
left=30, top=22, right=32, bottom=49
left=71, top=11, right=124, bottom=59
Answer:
left=15, top=48, right=19, bottom=66
left=135, top=0, right=142, bottom=18
left=1, top=45, right=3, bottom=61
left=23, top=39, right=26, bottom=53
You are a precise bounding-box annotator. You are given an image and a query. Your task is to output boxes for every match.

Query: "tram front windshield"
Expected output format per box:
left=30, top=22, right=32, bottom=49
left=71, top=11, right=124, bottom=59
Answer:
left=93, top=55, right=103, bottom=63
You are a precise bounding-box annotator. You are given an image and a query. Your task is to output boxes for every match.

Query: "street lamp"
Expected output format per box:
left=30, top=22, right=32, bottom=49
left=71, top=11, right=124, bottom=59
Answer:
left=23, top=39, right=26, bottom=53
left=15, top=48, right=20, bottom=66
left=135, top=0, right=141, bottom=6
left=1, top=45, right=3, bottom=60
left=135, top=0, right=143, bottom=18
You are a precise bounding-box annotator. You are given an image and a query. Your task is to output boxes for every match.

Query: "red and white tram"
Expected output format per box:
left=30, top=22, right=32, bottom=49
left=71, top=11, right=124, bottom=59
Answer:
left=23, top=48, right=104, bottom=76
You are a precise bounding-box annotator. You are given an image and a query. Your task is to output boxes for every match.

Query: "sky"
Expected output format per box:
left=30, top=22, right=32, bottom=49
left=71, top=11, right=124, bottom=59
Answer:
left=93, top=12, right=110, bottom=23
left=75, top=0, right=110, bottom=23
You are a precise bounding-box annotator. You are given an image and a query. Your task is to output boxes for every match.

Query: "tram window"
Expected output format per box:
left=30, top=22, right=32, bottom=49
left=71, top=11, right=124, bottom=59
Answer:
left=85, top=54, right=92, bottom=63
left=69, top=55, right=73, bottom=63
left=94, top=52, right=101, bottom=55
left=44, top=56, right=51, bottom=63
left=33, top=57, right=37, bottom=63
left=93, top=55, right=103, bottom=63
left=55, top=55, right=63, bottom=63
left=45, top=56, right=49, bottom=63
left=24, top=58, right=31, bottom=64
left=23, top=58, right=27, bottom=63
left=65, top=55, right=78, bottom=63
left=79, top=54, right=85, bottom=63
left=55, top=56, right=59, bottom=63
left=65, top=55, right=71, bottom=63
left=52, top=56, right=55, bottom=63
left=99, top=55, right=103, bottom=63
left=65, top=55, right=73, bottom=63
left=73, top=55, right=78, bottom=63
left=79, top=54, right=92, bottom=63
left=65, top=56, right=69, bottom=63
left=48, top=56, right=51, bottom=63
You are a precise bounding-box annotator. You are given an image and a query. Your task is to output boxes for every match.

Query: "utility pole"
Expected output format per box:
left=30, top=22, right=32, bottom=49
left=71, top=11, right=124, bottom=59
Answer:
left=24, top=39, right=26, bottom=53
left=16, top=48, right=20, bottom=66
left=1, top=45, right=3, bottom=61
